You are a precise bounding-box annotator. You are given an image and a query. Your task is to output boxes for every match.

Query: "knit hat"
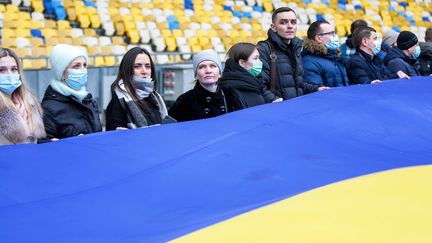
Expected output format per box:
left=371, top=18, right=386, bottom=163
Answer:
left=50, top=44, right=88, bottom=81
left=192, top=49, right=222, bottom=77
left=383, top=30, right=399, bottom=47
left=397, top=31, right=418, bottom=50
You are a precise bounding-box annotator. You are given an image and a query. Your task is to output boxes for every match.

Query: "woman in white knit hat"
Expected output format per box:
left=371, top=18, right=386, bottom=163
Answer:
left=168, top=49, right=227, bottom=122
left=41, top=44, right=102, bottom=140
left=0, top=48, right=46, bottom=145
left=105, top=47, right=171, bottom=130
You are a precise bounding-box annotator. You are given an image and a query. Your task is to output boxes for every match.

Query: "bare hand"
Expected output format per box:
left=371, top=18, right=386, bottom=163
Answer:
left=272, top=98, right=283, bottom=103
left=371, top=80, right=382, bottom=84
left=50, top=138, right=59, bottom=142
left=318, top=86, right=330, bottom=91
left=116, top=127, right=128, bottom=130
left=397, top=71, right=410, bottom=79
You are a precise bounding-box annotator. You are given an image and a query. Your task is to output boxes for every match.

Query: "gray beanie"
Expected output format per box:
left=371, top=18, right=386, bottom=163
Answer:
left=50, top=44, right=88, bottom=81
left=383, top=30, right=399, bottom=47
left=192, top=49, right=222, bottom=77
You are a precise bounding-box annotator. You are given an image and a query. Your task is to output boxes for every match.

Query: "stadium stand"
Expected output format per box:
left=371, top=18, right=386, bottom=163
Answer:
left=0, top=0, right=431, bottom=69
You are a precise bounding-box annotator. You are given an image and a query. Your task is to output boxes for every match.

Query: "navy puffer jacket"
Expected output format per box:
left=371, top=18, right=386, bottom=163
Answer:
left=384, top=47, right=420, bottom=77
left=301, top=39, right=349, bottom=87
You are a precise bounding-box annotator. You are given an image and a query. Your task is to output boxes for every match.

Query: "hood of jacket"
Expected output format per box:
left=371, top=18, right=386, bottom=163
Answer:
left=302, top=38, right=341, bottom=57
left=220, top=59, right=262, bottom=93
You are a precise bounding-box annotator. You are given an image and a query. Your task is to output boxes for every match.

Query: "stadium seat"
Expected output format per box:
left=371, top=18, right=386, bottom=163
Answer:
left=16, top=37, right=31, bottom=48
left=1, top=38, right=16, bottom=48
left=71, top=28, right=84, bottom=38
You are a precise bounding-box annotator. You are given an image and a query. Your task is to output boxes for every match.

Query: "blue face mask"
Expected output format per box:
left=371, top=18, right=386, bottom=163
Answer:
left=412, top=46, right=421, bottom=59
left=372, top=39, right=382, bottom=55
left=326, top=35, right=340, bottom=51
left=65, top=69, right=87, bottom=90
left=0, top=75, right=22, bottom=95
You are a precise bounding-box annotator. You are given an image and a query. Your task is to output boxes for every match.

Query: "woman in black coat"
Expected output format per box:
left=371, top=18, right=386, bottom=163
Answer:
left=42, top=44, right=102, bottom=140
left=105, top=47, right=169, bottom=130
left=169, top=49, right=227, bottom=122
left=220, top=42, right=266, bottom=111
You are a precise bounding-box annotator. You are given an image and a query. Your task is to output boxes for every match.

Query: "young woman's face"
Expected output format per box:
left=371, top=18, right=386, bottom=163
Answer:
left=133, top=53, right=152, bottom=78
left=240, top=49, right=260, bottom=70
left=196, top=60, right=220, bottom=85
left=62, top=56, right=87, bottom=80
left=0, top=56, right=19, bottom=76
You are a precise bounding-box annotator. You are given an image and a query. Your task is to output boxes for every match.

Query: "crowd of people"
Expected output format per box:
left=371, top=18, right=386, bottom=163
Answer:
left=1, top=6, right=431, bottom=146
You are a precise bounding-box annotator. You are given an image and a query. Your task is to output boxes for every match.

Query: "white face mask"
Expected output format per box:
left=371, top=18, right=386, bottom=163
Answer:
left=372, top=39, right=382, bottom=55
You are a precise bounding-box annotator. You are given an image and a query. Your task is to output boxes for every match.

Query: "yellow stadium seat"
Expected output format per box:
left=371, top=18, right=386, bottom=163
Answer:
left=30, top=20, right=44, bottom=29
left=124, top=21, right=135, bottom=32
left=75, top=7, right=86, bottom=16
left=87, top=46, right=105, bottom=67
left=67, top=7, right=76, bottom=21
left=1, top=38, right=16, bottom=48
left=6, top=4, right=19, bottom=13
left=30, top=38, right=44, bottom=47
left=127, top=30, right=140, bottom=44
left=15, top=29, right=31, bottom=38
left=72, top=37, right=84, bottom=46
left=45, top=37, right=59, bottom=46
left=58, top=29, right=72, bottom=38
left=4, top=12, right=17, bottom=21
left=59, top=37, right=73, bottom=45
left=44, top=19, right=57, bottom=28
left=64, top=0, right=73, bottom=8
left=18, top=12, right=31, bottom=20
left=57, top=20, right=71, bottom=29
left=115, top=22, right=126, bottom=36
left=42, top=28, right=58, bottom=38
left=188, top=37, right=198, bottom=46
left=84, top=28, right=96, bottom=37
left=108, top=7, right=119, bottom=15
left=101, top=46, right=116, bottom=66
left=165, top=37, right=177, bottom=51
left=198, top=37, right=210, bottom=47
left=77, top=14, right=91, bottom=28
left=90, top=15, right=101, bottom=28
left=15, top=48, right=32, bottom=69
left=0, top=4, right=5, bottom=12
left=74, top=1, right=85, bottom=8
left=191, top=44, right=202, bottom=53
left=32, top=1, right=44, bottom=13
left=31, top=47, right=49, bottom=69
left=1, top=28, right=16, bottom=38
left=112, top=36, right=125, bottom=45
left=2, top=19, right=16, bottom=29
left=161, top=29, right=172, bottom=37
left=86, top=6, right=97, bottom=15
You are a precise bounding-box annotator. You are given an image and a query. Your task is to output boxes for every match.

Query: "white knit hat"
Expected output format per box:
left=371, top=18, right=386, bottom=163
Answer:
left=50, top=44, right=88, bottom=81
left=192, top=49, right=222, bottom=77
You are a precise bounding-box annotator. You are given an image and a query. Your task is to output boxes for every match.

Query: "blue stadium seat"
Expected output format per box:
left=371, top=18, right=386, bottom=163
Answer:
left=31, top=29, right=43, bottom=38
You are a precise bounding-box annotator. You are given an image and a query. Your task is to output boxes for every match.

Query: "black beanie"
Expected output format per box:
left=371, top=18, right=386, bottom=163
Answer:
left=397, top=31, right=418, bottom=50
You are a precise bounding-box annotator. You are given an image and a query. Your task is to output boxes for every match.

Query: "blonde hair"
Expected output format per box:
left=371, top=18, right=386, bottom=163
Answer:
left=0, top=48, right=45, bottom=137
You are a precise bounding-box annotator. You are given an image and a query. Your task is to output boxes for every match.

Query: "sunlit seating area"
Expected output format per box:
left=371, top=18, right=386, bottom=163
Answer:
left=0, top=0, right=431, bottom=69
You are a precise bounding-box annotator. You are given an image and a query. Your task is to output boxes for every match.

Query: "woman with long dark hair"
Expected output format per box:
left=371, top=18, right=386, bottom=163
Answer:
left=105, top=47, right=169, bottom=130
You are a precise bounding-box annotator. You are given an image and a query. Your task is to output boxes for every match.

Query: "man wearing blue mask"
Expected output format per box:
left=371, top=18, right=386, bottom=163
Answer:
left=347, top=26, right=405, bottom=84
left=41, top=44, right=102, bottom=140
left=384, top=30, right=421, bottom=78
left=302, top=20, right=348, bottom=87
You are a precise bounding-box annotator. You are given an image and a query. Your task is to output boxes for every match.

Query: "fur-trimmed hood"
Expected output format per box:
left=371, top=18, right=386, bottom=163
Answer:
left=302, top=38, right=341, bottom=56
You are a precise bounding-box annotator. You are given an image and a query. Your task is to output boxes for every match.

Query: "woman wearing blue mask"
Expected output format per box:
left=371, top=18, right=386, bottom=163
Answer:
left=41, top=44, right=102, bottom=140
left=105, top=47, right=169, bottom=130
left=219, top=42, right=268, bottom=111
left=0, top=48, right=46, bottom=145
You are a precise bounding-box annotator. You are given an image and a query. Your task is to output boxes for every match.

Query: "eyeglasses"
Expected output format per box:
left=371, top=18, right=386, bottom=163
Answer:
left=317, top=31, right=336, bottom=37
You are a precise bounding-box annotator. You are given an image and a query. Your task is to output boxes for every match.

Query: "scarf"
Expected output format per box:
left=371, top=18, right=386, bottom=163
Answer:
left=114, top=80, right=168, bottom=128
left=50, top=80, right=89, bottom=101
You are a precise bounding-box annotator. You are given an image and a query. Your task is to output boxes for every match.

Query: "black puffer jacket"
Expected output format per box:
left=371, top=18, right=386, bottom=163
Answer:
left=384, top=47, right=420, bottom=77
left=419, top=42, right=432, bottom=76
left=220, top=59, right=266, bottom=111
left=258, top=30, right=318, bottom=101
left=41, top=85, right=102, bottom=139
left=168, top=82, right=227, bottom=122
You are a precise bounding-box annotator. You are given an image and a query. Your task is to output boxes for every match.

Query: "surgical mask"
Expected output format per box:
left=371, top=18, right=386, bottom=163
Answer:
left=65, top=69, right=87, bottom=90
left=0, top=75, right=22, bottom=95
left=247, top=59, right=263, bottom=77
left=326, top=35, right=340, bottom=51
left=412, top=46, right=421, bottom=59
left=372, top=39, right=382, bottom=55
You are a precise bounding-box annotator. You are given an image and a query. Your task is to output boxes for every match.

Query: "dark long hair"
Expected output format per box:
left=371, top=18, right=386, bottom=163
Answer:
left=226, top=42, right=257, bottom=63
left=111, top=47, right=157, bottom=105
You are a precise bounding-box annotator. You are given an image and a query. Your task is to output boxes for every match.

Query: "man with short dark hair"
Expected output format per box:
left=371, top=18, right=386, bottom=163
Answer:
left=302, top=20, right=348, bottom=87
left=347, top=26, right=401, bottom=84
left=425, top=28, right=432, bottom=42
left=340, top=19, right=368, bottom=59
left=257, top=7, right=326, bottom=101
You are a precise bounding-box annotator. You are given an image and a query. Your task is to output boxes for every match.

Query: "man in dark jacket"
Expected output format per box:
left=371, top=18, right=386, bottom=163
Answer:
left=418, top=29, right=432, bottom=76
left=257, top=7, right=325, bottom=101
left=347, top=26, right=401, bottom=84
left=384, top=31, right=421, bottom=77
left=302, top=20, right=348, bottom=87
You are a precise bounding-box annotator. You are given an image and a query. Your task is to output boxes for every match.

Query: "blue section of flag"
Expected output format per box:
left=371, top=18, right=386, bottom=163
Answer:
left=1, top=77, right=432, bottom=242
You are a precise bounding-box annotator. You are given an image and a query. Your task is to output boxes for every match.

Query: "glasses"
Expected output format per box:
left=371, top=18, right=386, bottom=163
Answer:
left=317, top=31, right=336, bottom=37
